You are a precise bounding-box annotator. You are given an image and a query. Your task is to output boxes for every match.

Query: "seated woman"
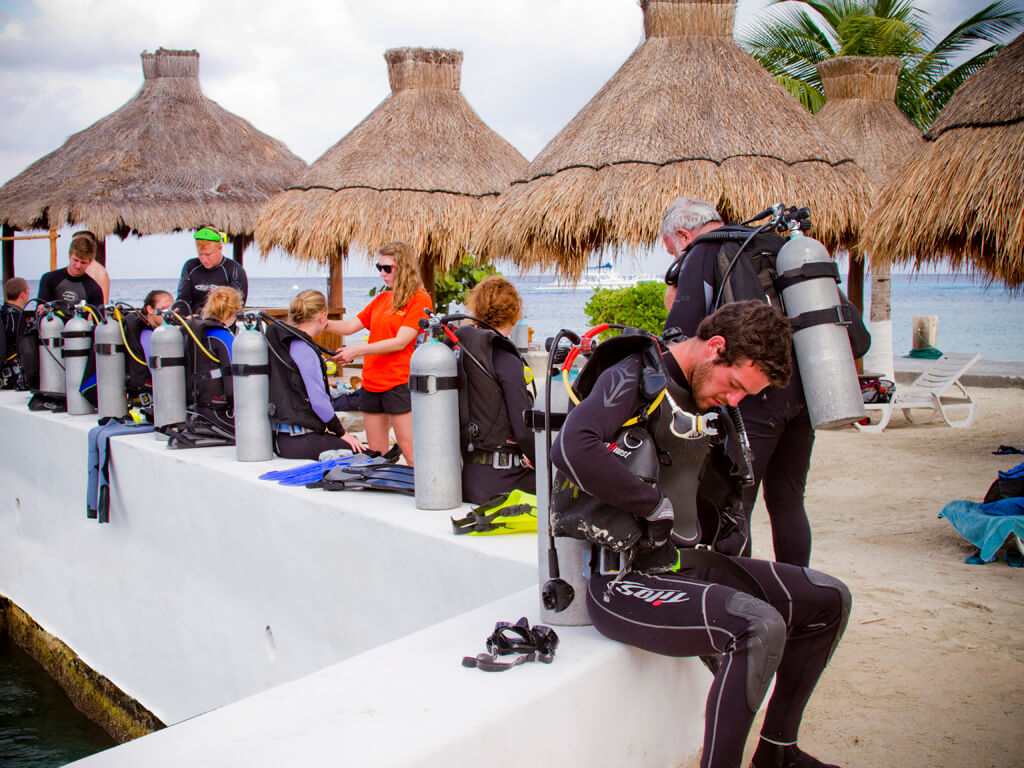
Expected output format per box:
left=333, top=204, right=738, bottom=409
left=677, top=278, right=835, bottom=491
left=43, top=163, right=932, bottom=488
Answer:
left=330, top=242, right=432, bottom=465
left=457, top=276, right=536, bottom=504
left=266, top=289, right=365, bottom=460
left=123, top=289, right=173, bottom=407
left=186, top=286, right=241, bottom=433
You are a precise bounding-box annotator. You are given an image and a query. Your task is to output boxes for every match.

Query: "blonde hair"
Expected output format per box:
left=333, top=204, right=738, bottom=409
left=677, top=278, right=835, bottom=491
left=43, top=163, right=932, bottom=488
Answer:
left=288, top=289, right=327, bottom=325
left=202, top=286, right=242, bottom=324
left=467, top=276, right=521, bottom=329
left=378, top=241, right=424, bottom=312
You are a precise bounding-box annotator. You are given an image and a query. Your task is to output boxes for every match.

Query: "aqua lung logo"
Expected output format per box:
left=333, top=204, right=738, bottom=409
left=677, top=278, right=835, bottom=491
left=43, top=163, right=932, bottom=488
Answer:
left=612, top=580, right=690, bottom=606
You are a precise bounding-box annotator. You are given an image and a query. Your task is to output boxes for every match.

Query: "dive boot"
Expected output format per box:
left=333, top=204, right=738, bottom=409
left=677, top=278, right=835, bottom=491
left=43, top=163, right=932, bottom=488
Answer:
left=750, top=739, right=841, bottom=768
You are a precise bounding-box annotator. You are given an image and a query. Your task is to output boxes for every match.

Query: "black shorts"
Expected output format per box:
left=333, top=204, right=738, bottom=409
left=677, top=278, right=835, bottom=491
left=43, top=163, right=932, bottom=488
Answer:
left=360, top=383, right=411, bottom=415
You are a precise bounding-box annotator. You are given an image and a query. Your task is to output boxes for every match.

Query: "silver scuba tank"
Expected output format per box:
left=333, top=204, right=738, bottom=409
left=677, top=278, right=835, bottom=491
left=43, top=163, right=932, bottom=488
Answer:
left=38, top=310, right=66, bottom=396
left=410, top=320, right=462, bottom=510
left=534, top=356, right=591, bottom=627
left=775, top=231, right=866, bottom=429
left=94, top=307, right=128, bottom=419
left=232, top=313, right=272, bottom=462
left=62, top=308, right=96, bottom=415
left=150, top=315, right=187, bottom=431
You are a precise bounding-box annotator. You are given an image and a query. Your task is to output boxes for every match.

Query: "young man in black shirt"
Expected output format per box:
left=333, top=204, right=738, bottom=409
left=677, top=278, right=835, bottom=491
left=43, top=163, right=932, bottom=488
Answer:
left=176, top=227, right=248, bottom=314
left=37, top=232, right=104, bottom=311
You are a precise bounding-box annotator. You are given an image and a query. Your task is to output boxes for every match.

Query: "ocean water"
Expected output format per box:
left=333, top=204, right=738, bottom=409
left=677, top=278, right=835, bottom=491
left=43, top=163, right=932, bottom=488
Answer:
left=0, top=635, right=116, bottom=767
left=22, top=272, right=1024, bottom=361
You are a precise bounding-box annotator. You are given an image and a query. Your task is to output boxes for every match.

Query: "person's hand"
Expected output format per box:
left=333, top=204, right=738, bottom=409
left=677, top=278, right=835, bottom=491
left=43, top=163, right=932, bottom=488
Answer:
left=341, top=432, right=365, bottom=453
left=641, top=496, right=674, bottom=549
left=663, top=284, right=677, bottom=311
left=521, top=456, right=534, bottom=470
left=332, top=346, right=359, bottom=364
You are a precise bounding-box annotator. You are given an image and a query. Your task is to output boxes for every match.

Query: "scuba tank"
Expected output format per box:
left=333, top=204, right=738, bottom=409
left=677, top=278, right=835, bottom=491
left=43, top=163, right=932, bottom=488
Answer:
left=94, top=305, right=128, bottom=419
left=150, top=312, right=187, bottom=432
left=232, top=311, right=272, bottom=462
left=37, top=309, right=66, bottom=396
left=62, top=306, right=96, bottom=415
left=409, top=314, right=462, bottom=510
left=775, top=228, right=866, bottom=429
left=533, top=330, right=591, bottom=627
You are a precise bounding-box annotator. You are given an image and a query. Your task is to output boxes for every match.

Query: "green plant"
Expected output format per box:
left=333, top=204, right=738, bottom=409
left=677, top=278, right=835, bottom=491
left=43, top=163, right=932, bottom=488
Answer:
left=584, top=281, right=668, bottom=339
left=741, top=0, right=1023, bottom=130
left=432, top=254, right=501, bottom=315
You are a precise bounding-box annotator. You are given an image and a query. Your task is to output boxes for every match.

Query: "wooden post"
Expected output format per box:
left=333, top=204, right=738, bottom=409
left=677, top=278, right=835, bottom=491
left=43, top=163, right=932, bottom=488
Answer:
left=2, top=224, right=14, bottom=282
left=328, top=258, right=344, bottom=312
left=846, top=252, right=864, bottom=314
left=912, top=316, right=938, bottom=350
left=49, top=228, right=58, bottom=271
left=232, top=234, right=252, bottom=266
left=420, top=258, right=436, bottom=307
left=95, top=236, right=106, bottom=267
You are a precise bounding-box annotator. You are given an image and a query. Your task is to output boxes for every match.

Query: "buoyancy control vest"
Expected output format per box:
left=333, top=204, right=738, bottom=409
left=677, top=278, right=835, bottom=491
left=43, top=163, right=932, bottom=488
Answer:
left=453, top=325, right=521, bottom=453
left=184, top=318, right=233, bottom=410
left=1, top=303, right=24, bottom=389
left=265, top=321, right=330, bottom=432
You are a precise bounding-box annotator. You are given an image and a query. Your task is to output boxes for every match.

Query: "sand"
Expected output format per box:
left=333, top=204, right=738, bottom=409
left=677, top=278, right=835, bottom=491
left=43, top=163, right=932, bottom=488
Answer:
left=732, top=385, right=1024, bottom=768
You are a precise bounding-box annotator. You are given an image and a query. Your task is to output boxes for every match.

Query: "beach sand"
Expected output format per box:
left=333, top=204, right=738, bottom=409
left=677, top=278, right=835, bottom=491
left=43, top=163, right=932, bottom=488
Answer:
left=729, top=385, right=1024, bottom=768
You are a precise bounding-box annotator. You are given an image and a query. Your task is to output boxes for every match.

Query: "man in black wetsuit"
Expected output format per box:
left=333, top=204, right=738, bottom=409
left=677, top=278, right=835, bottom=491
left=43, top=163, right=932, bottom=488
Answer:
left=36, top=232, right=104, bottom=312
left=2, top=277, right=30, bottom=388
left=176, top=227, right=248, bottom=314
left=551, top=301, right=850, bottom=768
left=662, top=197, right=815, bottom=568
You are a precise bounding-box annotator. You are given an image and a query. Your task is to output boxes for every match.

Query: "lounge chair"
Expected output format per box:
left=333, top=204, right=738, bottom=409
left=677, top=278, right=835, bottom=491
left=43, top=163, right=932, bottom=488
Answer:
left=855, top=352, right=980, bottom=434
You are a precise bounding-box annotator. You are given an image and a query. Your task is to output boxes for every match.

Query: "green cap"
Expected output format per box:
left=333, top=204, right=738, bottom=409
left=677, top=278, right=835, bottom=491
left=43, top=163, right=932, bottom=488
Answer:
left=194, top=227, right=226, bottom=243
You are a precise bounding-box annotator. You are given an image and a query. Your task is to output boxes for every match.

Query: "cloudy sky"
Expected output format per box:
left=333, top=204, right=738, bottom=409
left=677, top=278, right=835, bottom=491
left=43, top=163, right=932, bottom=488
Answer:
left=0, top=0, right=1019, bottom=280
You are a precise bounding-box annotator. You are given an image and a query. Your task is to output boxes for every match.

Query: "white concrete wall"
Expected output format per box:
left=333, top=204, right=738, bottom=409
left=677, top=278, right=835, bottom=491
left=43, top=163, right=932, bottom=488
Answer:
left=0, top=390, right=709, bottom=767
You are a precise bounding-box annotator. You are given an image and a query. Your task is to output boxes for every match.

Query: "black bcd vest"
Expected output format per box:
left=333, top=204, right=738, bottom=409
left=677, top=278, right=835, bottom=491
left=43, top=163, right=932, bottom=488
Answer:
left=265, top=322, right=330, bottom=432
left=453, top=325, right=522, bottom=453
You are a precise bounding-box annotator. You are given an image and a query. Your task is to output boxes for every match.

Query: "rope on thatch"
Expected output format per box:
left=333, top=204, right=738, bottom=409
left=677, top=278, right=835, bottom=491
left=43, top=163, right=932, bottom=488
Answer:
left=481, top=0, right=873, bottom=276
left=255, top=47, right=527, bottom=270
left=862, top=35, right=1024, bottom=289
left=0, top=48, right=305, bottom=239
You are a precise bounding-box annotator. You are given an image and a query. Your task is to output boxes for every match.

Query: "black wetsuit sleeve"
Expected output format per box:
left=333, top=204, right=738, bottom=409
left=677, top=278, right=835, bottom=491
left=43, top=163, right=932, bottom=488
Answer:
left=37, top=271, right=58, bottom=303
left=226, top=260, right=248, bottom=305
left=492, top=347, right=536, bottom=465
left=176, top=261, right=197, bottom=311
left=551, top=356, right=662, bottom=518
left=665, top=244, right=716, bottom=336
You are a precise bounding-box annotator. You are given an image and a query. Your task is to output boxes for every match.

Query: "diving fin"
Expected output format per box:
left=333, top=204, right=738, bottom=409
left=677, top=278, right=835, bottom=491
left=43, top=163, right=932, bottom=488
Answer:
left=318, top=464, right=416, bottom=495
left=452, top=491, right=538, bottom=535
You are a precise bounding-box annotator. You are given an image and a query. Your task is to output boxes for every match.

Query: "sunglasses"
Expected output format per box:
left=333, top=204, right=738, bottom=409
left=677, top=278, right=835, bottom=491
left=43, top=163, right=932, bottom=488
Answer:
left=375, top=263, right=393, bottom=274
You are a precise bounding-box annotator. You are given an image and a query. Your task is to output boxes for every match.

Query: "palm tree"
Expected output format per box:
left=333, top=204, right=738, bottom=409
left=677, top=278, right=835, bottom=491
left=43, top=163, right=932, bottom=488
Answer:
left=741, top=0, right=1023, bottom=131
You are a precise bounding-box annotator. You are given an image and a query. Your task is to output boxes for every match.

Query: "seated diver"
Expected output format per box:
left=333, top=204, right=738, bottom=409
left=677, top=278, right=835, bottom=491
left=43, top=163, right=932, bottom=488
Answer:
left=550, top=301, right=850, bottom=768
left=121, top=290, right=174, bottom=413
left=456, top=276, right=537, bottom=504
left=266, top=289, right=365, bottom=460
left=188, top=286, right=242, bottom=435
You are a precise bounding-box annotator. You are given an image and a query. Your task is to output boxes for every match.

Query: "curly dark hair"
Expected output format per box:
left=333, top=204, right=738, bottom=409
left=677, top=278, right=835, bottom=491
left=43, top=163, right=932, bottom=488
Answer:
left=696, top=300, right=793, bottom=387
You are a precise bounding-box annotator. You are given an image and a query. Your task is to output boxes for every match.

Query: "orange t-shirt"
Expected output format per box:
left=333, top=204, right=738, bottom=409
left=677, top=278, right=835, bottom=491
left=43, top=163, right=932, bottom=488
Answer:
left=356, top=289, right=433, bottom=392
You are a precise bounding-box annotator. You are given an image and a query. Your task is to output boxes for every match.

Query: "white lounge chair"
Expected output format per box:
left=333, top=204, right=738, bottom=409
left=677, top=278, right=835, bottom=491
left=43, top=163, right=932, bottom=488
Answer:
left=855, top=352, right=980, bottom=434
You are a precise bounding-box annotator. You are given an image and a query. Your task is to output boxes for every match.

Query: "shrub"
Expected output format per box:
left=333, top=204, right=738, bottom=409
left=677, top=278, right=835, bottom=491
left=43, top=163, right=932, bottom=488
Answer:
left=584, top=280, right=667, bottom=338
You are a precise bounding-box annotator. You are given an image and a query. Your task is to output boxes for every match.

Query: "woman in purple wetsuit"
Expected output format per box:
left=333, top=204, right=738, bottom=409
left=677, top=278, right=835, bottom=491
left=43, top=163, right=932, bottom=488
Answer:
left=266, top=290, right=365, bottom=460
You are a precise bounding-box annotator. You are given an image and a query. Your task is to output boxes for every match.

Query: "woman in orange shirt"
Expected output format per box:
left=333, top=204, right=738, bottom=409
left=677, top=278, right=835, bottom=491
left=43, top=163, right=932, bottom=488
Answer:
left=331, top=241, right=432, bottom=465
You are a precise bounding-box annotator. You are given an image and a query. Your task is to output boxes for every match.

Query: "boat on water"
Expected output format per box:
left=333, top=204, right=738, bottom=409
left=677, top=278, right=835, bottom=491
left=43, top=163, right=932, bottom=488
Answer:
left=538, top=262, right=658, bottom=291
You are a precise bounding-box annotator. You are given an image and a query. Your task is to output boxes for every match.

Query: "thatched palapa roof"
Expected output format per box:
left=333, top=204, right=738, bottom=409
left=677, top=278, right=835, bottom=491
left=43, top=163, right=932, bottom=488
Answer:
left=255, top=47, right=528, bottom=270
left=862, top=33, right=1024, bottom=289
left=0, top=48, right=306, bottom=239
left=482, top=0, right=874, bottom=277
left=815, top=57, right=922, bottom=189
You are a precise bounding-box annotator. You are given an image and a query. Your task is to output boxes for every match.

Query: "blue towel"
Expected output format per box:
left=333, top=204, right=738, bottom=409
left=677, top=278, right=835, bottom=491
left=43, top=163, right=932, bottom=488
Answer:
left=938, top=500, right=1024, bottom=562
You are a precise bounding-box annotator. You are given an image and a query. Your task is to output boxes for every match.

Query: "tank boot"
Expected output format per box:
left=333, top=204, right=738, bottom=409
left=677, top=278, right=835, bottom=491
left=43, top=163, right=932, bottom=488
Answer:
left=750, top=738, right=840, bottom=768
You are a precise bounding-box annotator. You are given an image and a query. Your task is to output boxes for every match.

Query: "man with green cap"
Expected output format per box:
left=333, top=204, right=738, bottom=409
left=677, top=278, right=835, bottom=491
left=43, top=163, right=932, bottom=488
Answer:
left=176, top=226, right=248, bottom=314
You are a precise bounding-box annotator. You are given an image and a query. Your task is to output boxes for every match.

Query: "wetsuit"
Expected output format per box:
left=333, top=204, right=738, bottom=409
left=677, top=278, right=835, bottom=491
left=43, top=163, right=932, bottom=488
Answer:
left=551, top=351, right=850, bottom=768
left=2, top=302, right=23, bottom=389
left=175, top=257, right=248, bottom=314
left=37, top=267, right=103, bottom=312
left=266, top=323, right=353, bottom=460
left=667, top=226, right=814, bottom=566
left=456, top=326, right=536, bottom=504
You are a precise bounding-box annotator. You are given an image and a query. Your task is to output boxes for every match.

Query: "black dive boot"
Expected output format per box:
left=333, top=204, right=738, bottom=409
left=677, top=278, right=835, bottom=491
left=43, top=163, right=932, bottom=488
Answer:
left=750, top=739, right=840, bottom=768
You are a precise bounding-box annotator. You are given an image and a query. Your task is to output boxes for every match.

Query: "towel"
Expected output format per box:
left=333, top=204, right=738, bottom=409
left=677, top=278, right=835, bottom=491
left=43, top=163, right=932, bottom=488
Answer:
left=938, top=499, right=1024, bottom=562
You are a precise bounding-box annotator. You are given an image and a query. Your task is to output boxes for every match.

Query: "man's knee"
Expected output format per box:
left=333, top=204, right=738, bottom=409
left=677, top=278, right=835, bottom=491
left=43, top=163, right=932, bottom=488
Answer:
left=725, top=592, right=785, bottom=712
left=805, top=568, right=852, bottom=660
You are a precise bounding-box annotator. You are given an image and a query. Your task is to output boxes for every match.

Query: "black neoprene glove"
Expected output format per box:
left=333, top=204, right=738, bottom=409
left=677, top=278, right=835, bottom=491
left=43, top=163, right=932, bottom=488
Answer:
left=324, top=415, right=345, bottom=436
